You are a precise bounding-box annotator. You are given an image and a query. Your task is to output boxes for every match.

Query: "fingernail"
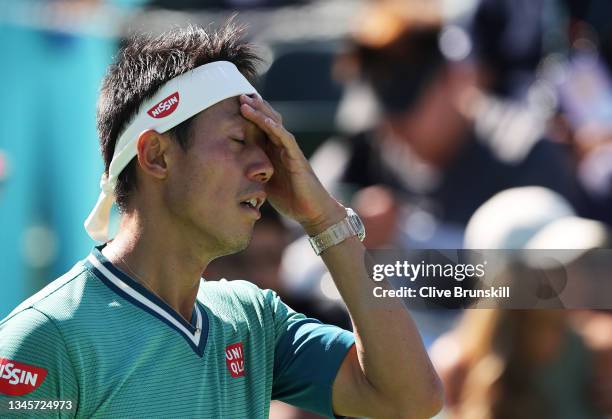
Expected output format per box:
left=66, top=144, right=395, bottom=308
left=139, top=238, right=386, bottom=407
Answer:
left=242, top=103, right=254, bottom=112
left=265, top=118, right=275, bottom=126
left=241, top=94, right=253, bottom=102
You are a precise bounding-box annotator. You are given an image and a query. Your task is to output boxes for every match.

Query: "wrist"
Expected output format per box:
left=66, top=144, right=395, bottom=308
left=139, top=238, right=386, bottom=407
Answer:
left=301, top=201, right=347, bottom=236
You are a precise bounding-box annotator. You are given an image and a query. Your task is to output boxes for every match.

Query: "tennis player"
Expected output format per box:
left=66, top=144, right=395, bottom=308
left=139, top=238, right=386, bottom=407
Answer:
left=0, top=23, right=442, bottom=418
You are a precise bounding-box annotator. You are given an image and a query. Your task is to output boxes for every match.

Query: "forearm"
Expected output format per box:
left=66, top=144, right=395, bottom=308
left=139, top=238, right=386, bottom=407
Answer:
left=303, top=207, right=443, bottom=417
left=321, top=236, right=442, bottom=415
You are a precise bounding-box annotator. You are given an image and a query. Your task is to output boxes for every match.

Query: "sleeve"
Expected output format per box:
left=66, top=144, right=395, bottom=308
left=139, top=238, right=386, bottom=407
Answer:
left=266, top=290, right=355, bottom=418
left=0, top=308, right=78, bottom=418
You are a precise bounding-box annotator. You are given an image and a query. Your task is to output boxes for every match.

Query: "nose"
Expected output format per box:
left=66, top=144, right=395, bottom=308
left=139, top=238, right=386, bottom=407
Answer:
left=246, top=146, right=274, bottom=184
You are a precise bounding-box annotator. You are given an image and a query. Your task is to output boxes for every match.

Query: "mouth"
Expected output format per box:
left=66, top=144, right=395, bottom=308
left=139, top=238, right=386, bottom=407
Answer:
left=239, top=192, right=266, bottom=219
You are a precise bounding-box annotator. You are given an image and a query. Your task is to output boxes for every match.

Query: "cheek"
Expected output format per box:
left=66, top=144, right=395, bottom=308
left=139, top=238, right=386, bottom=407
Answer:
left=165, top=137, right=247, bottom=210
left=175, top=153, right=239, bottom=208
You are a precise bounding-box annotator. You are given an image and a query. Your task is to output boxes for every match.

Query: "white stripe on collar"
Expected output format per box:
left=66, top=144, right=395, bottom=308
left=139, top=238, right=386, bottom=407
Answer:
left=87, top=254, right=202, bottom=345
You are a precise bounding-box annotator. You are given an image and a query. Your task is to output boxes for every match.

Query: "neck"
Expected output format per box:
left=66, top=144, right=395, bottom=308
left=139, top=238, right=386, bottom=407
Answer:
left=102, top=210, right=211, bottom=322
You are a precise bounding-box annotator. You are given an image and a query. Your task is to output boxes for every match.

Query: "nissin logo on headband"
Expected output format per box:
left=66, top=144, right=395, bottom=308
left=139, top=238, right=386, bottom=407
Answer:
left=147, top=92, right=180, bottom=118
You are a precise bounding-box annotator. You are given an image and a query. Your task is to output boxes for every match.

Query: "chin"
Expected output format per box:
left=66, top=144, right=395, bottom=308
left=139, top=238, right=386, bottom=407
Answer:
left=217, top=230, right=253, bottom=257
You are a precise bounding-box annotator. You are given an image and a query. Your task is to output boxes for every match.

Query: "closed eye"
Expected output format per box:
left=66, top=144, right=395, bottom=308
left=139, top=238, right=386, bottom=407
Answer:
left=231, top=138, right=246, bottom=145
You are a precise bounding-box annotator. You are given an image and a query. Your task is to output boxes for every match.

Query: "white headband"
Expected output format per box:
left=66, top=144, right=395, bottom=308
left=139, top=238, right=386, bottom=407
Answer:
left=84, top=61, right=258, bottom=242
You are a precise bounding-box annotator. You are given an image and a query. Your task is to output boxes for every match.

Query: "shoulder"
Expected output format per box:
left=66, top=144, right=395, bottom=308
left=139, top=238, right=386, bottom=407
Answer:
left=2, top=262, right=88, bottom=324
left=0, top=307, right=62, bottom=343
left=0, top=263, right=90, bottom=369
left=1, top=258, right=113, bottom=334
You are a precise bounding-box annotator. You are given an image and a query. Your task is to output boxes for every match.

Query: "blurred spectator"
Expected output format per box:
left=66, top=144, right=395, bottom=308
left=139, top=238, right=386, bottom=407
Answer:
left=431, top=186, right=611, bottom=418
left=312, top=0, right=581, bottom=250
left=432, top=310, right=601, bottom=419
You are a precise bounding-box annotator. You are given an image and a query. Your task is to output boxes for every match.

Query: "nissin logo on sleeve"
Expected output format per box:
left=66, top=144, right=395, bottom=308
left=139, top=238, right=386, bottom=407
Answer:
left=147, top=92, right=180, bottom=118
left=0, top=358, right=48, bottom=396
left=225, top=342, right=245, bottom=378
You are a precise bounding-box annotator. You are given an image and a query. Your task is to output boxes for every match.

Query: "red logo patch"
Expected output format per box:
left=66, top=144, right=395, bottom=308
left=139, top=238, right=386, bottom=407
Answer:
left=147, top=92, right=180, bottom=118
left=0, top=358, right=47, bottom=396
left=225, top=343, right=245, bottom=378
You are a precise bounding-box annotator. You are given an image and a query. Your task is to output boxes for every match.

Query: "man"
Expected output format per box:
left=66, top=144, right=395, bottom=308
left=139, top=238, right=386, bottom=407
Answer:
left=0, top=23, right=442, bottom=418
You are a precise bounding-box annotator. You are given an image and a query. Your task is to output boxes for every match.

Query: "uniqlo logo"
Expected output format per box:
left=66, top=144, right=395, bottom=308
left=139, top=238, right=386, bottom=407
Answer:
left=225, top=343, right=245, bottom=378
left=0, top=358, right=47, bottom=396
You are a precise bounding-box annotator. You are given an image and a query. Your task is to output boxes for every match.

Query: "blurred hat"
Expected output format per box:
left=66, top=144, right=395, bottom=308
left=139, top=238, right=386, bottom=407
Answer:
left=464, top=186, right=609, bottom=251
left=526, top=216, right=610, bottom=249
left=350, top=0, right=443, bottom=50
left=343, top=0, right=446, bottom=114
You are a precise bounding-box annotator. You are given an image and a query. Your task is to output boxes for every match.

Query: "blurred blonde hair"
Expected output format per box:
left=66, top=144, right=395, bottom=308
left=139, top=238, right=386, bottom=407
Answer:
left=350, top=0, right=443, bottom=49
left=453, top=310, right=561, bottom=419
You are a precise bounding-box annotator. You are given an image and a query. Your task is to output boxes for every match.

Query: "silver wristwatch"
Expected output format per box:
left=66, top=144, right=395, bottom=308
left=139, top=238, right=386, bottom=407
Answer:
left=308, top=208, right=366, bottom=255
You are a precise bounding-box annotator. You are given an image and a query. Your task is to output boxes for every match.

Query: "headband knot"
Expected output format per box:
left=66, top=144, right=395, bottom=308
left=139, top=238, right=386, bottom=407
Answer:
left=100, top=174, right=113, bottom=194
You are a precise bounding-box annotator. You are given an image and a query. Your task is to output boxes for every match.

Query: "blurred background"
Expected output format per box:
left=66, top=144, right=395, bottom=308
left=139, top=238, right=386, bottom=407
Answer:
left=1, top=0, right=611, bottom=417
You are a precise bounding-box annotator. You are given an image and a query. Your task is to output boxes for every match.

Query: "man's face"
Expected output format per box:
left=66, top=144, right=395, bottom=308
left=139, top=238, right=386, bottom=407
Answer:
left=162, top=97, right=273, bottom=258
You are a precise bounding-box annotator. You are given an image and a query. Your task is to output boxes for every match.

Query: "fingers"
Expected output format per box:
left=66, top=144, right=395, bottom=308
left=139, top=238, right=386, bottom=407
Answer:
left=241, top=94, right=282, bottom=123
left=239, top=95, right=301, bottom=156
left=240, top=102, right=283, bottom=147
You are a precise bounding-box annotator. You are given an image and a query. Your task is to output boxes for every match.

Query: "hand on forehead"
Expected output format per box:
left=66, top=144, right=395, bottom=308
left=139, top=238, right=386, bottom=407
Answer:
left=198, top=96, right=268, bottom=143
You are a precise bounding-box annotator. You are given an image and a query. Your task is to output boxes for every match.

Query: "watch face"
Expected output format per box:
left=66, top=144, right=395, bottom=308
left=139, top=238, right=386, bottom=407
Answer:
left=347, top=209, right=366, bottom=241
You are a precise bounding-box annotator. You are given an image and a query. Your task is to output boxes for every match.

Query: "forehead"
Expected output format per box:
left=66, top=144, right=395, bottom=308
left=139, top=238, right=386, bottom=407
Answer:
left=186, top=96, right=268, bottom=146
left=203, top=96, right=241, bottom=119
left=193, top=96, right=248, bottom=132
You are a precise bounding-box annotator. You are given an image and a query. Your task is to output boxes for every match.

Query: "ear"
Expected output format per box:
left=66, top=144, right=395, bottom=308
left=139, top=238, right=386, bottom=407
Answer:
left=136, top=129, right=169, bottom=180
